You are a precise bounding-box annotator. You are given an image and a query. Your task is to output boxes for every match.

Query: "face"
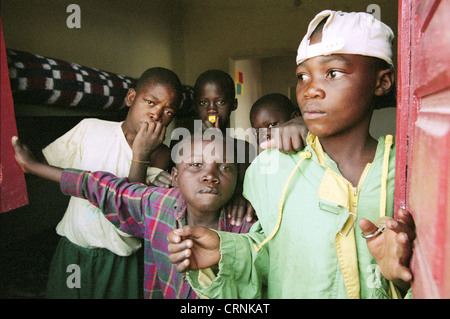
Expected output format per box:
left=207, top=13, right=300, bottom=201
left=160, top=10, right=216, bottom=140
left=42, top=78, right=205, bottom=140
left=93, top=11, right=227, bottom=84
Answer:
left=171, top=138, right=238, bottom=215
left=195, top=81, right=237, bottom=131
left=295, top=54, right=380, bottom=138
left=125, top=82, right=178, bottom=133
left=250, top=105, right=295, bottom=144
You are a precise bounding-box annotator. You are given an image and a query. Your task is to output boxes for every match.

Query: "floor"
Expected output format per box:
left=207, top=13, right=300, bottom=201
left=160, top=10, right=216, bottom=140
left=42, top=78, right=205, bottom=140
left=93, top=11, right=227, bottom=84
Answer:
left=0, top=228, right=60, bottom=299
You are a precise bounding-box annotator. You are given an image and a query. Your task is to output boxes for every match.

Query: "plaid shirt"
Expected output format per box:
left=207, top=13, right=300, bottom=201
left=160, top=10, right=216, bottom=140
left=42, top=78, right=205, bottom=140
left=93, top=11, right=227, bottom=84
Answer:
left=60, top=169, right=254, bottom=299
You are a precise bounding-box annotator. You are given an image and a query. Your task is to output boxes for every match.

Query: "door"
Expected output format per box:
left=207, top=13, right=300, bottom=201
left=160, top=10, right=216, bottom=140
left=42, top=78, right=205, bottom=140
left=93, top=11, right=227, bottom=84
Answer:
left=396, top=0, right=450, bottom=298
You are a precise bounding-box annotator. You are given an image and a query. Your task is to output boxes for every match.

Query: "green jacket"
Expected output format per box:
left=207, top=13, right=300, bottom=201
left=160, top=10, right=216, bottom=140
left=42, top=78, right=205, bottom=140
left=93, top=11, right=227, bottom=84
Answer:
left=187, top=134, right=397, bottom=298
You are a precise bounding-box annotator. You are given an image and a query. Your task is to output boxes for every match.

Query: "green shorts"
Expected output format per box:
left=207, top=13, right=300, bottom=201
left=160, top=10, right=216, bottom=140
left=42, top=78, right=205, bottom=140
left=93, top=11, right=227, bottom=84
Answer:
left=46, top=236, right=144, bottom=299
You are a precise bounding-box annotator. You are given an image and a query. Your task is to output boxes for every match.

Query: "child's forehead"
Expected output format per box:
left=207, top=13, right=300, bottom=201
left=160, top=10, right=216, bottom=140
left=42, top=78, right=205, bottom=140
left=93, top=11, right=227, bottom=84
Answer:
left=297, top=53, right=353, bottom=67
left=297, top=53, right=376, bottom=71
left=175, top=137, right=236, bottom=164
left=198, top=80, right=233, bottom=97
left=138, top=81, right=176, bottom=94
left=200, top=81, right=227, bottom=92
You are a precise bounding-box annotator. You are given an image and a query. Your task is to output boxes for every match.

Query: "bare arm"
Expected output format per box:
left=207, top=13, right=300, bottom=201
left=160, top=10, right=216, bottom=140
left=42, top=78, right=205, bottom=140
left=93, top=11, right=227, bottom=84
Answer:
left=260, top=116, right=308, bottom=153
left=128, top=121, right=166, bottom=183
left=12, top=136, right=63, bottom=183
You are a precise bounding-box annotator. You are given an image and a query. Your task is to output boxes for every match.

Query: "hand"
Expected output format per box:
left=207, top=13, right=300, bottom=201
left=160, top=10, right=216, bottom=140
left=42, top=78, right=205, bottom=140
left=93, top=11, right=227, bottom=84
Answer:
left=132, top=121, right=166, bottom=161
left=11, top=136, right=38, bottom=173
left=202, top=116, right=220, bottom=131
left=260, top=117, right=308, bottom=153
left=168, top=226, right=221, bottom=273
left=152, top=170, right=172, bottom=188
left=225, top=193, right=256, bottom=226
left=359, top=208, right=416, bottom=291
left=12, top=136, right=63, bottom=182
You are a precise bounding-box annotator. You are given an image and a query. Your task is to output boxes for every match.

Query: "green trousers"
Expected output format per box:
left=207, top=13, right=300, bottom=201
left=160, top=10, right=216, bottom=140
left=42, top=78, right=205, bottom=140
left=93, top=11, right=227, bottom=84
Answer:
left=46, top=236, right=143, bottom=299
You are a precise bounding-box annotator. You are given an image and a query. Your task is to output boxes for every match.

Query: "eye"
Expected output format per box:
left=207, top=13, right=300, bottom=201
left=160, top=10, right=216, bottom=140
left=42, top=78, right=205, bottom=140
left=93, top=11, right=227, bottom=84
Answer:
left=216, top=99, right=226, bottom=106
left=268, top=122, right=278, bottom=128
left=199, top=100, right=208, bottom=107
left=219, top=164, right=233, bottom=172
left=164, top=109, right=174, bottom=116
left=144, top=99, right=155, bottom=106
left=327, top=70, right=345, bottom=79
left=190, top=162, right=202, bottom=168
left=297, top=73, right=310, bottom=83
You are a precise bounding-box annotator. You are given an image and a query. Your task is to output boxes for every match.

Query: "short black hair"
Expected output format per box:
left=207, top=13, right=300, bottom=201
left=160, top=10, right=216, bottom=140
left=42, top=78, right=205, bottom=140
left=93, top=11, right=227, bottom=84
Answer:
left=135, top=67, right=183, bottom=106
left=194, top=70, right=235, bottom=100
left=250, top=93, right=299, bottom=119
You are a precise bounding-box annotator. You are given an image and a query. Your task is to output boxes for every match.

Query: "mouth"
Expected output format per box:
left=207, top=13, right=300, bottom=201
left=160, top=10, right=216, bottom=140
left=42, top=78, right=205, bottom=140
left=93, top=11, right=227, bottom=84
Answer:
left=198, top=186, right=220, bottom=195
left=302, top=106, right=326, bottom=120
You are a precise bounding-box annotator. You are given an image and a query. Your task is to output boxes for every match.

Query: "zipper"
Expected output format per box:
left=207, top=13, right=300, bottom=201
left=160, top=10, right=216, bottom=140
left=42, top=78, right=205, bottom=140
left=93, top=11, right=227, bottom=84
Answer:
left=351, top=163, right=371, bottom=211
left=327, top=163, right=372, bottom=211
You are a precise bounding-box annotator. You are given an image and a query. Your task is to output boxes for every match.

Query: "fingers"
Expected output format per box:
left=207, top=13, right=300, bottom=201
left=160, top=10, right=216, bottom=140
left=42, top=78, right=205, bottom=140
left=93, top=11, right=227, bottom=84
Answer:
left=260, top=138, right=275, bottom=150
left=288, top=134, right=304, bottom=152
left=385, top=208, right=416, bottom=242
left=258, top=130, right=305, bottom=153
left=167, top=226, right=197, bottom=272
left=168, top=238, right=192, bottom=262
left=11, top=136, right=27, bottom=150
left=246, top=203, right=256, bottom=222
left=227, top=203, right=256, bottom=226
left=229, top=202, right=245, bottom=226
left=214, top=116, right=220, bottom=129
left=386, top=218, right=416, bottom=241
left=153, top=171, right=172, bottom=187
left=202, top=119, right=214, bottom=130
left=397, top=208, right=415, bottom=231
left=359, top=218, right=379, bottom=239
left=395, top=232, right=413, bottom=282
left=11, top=135, right=19, bottom=146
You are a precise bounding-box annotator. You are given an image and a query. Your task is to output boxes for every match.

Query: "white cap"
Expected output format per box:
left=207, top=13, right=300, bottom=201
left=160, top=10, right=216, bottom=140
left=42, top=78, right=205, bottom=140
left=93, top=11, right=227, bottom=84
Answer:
left=296, top=10, right=394, bottom=66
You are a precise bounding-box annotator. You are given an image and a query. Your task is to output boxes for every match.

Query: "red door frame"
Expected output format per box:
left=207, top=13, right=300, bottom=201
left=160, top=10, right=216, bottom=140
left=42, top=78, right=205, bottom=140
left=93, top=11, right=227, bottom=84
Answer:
left=396, top=0, right=450, bottom=298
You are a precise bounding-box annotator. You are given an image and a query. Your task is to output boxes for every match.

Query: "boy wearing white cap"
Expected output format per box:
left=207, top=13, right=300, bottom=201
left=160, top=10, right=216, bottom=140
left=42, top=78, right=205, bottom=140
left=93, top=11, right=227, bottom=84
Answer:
left=167, top=11, right=415, bottom=299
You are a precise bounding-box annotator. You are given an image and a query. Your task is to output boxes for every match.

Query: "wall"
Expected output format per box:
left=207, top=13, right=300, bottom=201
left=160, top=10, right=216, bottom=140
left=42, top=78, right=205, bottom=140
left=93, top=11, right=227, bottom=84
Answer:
left=231, top=58, right=262, bottom=140
left=1, top=0, right=184, bottom=79
left=181, top=0, right=398, bottom=84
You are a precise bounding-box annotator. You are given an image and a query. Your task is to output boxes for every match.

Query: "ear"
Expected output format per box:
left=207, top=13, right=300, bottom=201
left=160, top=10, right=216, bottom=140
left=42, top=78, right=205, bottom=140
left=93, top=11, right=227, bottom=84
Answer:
left=231, top=98, right=238, bottom=111
left=171, top=167, right=179, bottom=188
left=290, top=111, right=300, bottom=119
left=125, top=88, right=136, bottom=107
left=374, top=69, right=394, bottom=97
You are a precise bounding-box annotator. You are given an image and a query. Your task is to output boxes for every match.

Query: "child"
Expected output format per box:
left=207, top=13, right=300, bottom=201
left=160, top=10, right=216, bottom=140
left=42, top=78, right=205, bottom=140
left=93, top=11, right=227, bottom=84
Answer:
left=40, top=67, right=182, bottom=298
left=154, top=69, right=258, bottom=226
left=12, top=132, right=254, bottom=299
left=249, top=93, right=300, bottom=150
left=167, top=10, right=416, bottom=299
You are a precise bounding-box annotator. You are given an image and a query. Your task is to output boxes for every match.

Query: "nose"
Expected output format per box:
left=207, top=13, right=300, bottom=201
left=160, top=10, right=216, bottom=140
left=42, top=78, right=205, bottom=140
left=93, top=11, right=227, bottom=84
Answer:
left=206, top=101, right=217, bottom=114
left=202, top=164, right=219, bottom=184
left=149, top=105, right=163, bottom=122
left=303, top=78, right=325, bottom=99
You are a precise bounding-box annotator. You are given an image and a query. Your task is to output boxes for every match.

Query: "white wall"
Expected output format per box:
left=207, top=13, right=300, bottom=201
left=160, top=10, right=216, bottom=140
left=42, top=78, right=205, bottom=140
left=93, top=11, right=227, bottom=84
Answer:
left=230, top=58, right=262, bottom=140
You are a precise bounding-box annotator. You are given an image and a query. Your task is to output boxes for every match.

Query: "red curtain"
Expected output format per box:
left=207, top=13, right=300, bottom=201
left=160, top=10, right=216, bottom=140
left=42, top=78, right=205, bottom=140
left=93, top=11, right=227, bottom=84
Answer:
left=1, top=17, right=28, bottom=213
